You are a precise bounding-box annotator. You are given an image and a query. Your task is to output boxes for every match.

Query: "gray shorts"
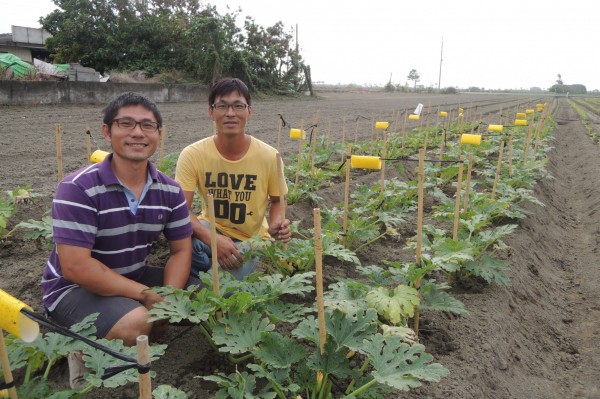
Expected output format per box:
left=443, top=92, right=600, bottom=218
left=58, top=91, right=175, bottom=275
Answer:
left=49, top=267, right=201, bottom=338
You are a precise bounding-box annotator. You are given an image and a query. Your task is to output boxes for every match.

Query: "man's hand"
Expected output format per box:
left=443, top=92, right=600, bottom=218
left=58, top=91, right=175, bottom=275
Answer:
left=268, top=219, right=292, bottom=243
left=216, top=234, right=243, bottom=270
left=140, top=288, right=163, bottom=310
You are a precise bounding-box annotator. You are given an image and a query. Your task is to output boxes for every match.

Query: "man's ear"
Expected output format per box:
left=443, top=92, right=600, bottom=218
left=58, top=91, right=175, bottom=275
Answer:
left=101, top=123, right=112, bottom=143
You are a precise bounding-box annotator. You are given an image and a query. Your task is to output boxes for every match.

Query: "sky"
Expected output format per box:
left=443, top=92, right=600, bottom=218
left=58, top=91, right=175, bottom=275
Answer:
left=2, top=0, right=599, bottom=91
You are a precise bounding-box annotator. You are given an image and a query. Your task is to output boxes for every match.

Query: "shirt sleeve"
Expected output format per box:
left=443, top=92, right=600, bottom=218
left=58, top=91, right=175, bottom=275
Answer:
left=51, top=181, right=98, bottom=249
left=175, top=146, right=199, bottom=192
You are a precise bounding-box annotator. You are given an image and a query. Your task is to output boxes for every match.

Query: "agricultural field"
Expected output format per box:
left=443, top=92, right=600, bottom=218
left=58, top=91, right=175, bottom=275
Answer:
left=1, top=90, right=599, bottom=398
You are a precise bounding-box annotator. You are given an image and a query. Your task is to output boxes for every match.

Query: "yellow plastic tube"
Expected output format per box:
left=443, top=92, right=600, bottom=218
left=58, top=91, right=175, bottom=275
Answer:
left=458, top=113, right=464, bottom=118
left=514, top=119, right=528, bottom=126
left=409, top=114, right=420, bottom=121
left=488, top=124, right=504, bottom=132
left=439, top=111, right=448, bottom=117
left=459, top=107, right=464, bottom=113
left=375, top=121, right=389, bottom=130
left=536, top=105, right=544, bottom=112
left=290, top=128, right=306, bottom=139
left=0, top=289, right=39, bottom=342
left=350, top=155, right=382, bottom=170
left=516, top=112, right=526, bottom=119
left=460, top=134, right=482, bottom=146
left=525, top=109, right=534, bottom=114
left=536, top=103, right=544, bottom=108
left=90, top=149, right=109, bottom=163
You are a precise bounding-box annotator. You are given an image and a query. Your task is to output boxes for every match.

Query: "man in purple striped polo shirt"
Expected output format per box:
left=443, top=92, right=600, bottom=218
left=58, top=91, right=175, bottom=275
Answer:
left=41, top=92, right=193, bottom=388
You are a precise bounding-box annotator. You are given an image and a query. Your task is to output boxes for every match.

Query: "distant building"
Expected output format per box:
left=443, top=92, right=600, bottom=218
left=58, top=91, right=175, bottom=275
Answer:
left=0, top=26, right=52, bottom=63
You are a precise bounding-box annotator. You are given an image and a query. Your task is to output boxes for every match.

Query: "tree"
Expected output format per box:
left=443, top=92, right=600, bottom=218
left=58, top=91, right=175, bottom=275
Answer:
left=407, top=69, right=420, bottom=89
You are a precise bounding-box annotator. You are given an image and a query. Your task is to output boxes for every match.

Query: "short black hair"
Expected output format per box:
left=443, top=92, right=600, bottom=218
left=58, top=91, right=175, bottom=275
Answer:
left=102, top=92, right=162, bottom=127
left=208, top=78, right=251, bottom=106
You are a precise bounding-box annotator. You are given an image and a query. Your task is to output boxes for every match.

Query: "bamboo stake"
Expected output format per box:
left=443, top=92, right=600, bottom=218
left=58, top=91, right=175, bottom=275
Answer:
left=463, top=153, right=474, bottom=212
left=310, top=129, right=317, bottom=178
left=326, top=119, right=332, bottom=147
left=354, top=118, right=359, bottom=144
left=295, top=120, right=304, bottom=186
left=136, top=335, right=151, bottom=399
left=207, top=194, right=220, bottom=297
left=158, top=124, right=166, bottom=167
left=369, top=114, right=376, bottom=153
left=491, top=141, right=505, bottom=200
left=342, top=154, right=351, bottom=248
left=393, top=109, right=400, bottom=134
left=452, top=156, right=465, bottom=240
left=507, top=136, right=514, bottom=177
left=0, top=329, right=18, bottom=399
left=413, top=149, right=426, bottom=336
left=313, top=208, right=326, bottom=354
left=380, top=129, right=387, bottom=193
left=438, top=130, right=446, bottom=166
left=85, top=129, right=92, bottom=163
left=341, top=117, right=346, bottom=162
left=276, top=116, right=283, bottom=152
left=276, top=153, right=293, bottom=272
left=533, top=117, right=543, bottom=157
left=401, top=111, right=408, bottom=149
left=55, top=123, right=63, bottom=182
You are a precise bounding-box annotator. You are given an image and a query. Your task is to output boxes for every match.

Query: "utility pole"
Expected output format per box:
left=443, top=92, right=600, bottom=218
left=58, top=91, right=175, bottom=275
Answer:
left=438, top=37, right=443, bottom=90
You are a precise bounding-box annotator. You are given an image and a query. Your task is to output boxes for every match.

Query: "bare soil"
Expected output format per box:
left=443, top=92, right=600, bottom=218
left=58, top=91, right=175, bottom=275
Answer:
left=1, top=91, right=598, bottom=398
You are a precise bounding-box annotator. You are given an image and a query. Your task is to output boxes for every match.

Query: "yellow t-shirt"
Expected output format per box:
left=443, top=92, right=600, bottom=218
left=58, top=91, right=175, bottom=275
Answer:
left=175, top=136, right=287, bottom=241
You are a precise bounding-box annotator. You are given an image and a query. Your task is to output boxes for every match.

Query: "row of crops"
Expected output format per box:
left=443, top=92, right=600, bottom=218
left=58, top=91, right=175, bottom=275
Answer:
left=0, top=99, right=556, bottom=398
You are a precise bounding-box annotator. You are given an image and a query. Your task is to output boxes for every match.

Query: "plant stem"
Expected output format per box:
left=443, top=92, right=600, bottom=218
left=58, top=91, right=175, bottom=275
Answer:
left=43, top=357, right=56, bottom=380
left=345, top=357, right=370, bottom=394
left=345, top=378, right=378, bottom=398
left=353, top=232, right=387, bottom=253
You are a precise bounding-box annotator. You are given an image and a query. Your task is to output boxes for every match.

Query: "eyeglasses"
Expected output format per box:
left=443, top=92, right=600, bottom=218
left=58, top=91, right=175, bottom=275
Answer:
left=211, top=102, right=249, bottom=113
left=111, top=117, right=160, bottom=133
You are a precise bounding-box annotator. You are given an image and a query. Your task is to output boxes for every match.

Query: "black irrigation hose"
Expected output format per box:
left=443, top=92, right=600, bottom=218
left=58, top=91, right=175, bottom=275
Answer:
left=20, top=308, right=150, bottom=378
left=85, top=129, right=101, bottom=150
left=277, top=114, right=288, bottom=127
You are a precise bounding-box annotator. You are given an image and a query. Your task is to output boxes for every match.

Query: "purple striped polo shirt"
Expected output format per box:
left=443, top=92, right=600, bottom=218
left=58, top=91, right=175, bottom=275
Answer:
left=41, top=154, right=192, bottom=311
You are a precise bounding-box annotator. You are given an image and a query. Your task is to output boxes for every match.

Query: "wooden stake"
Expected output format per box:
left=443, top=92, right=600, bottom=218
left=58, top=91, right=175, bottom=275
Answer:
left=295, top=120, right=304, bottom=186
left=276, top=116, right=283, bottom=152
left=313, top=208, right=326, bottom=354
left=463, top=153, right=474, bottom=212
left=341, top=117, right=347, bottom=162
left=207, top=194, right=220, bottom=297
left=55, top=123, right=63, bottom=182
left=85, top=129, right=92, bottom=163
left=380, top=129, right=387, bottom=193
left=401, top=112, right=408, bottom=149
left=452, top=156, right=464, bottom=240
left=342, top=155, right=351, bottom=248
left=507, top=136, right=514, bottom=177
left=136, top=335, right=151, bottom=399
left=310, top=124, right=318, bottom=178
left=158, top=124, right=166, bottom=167
left=0, top=329, right=18, bottom=399
left=413, top=149, right=426, bottom=336
left=491, top=141, right=505, bottom=200
left=438, top=130, right=446, bottom=166
left=326, top=119, right=332, bottom=147
left=276, top=153, right=288, bottom=250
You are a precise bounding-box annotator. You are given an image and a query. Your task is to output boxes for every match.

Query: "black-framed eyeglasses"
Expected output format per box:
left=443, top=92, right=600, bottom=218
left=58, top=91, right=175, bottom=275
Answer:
left=111, top=117, right=160, bottom=132
left=211, top=102, right=249, bottom=112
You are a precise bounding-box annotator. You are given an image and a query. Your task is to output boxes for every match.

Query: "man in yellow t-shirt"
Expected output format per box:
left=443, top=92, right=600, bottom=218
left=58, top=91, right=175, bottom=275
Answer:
left=175, top=78, right=291, bottom=279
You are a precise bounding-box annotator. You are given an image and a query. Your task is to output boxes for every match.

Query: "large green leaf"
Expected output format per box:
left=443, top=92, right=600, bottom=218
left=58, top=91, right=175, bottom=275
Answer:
left=147, top=287, right=215, bottom=324
left=362, top=335, right=448, bottom=391
left=326, top=308, right=378, bottom=352
left=252, top=332, right=306, bottom=369
left=419, top=280, right=469, bottom=316
left=465, top=256, right=511, bottom=286
left=306, top=339, right=353, bottom=379
left=152, top=384, right=188, bottom=399
left=365, top=286, right=420, bottom=325
left=262, top=301, right=312, bottom=324
left=432, top=237, right=474, bottom=272
left=212, top=312, right=275, bottom=354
